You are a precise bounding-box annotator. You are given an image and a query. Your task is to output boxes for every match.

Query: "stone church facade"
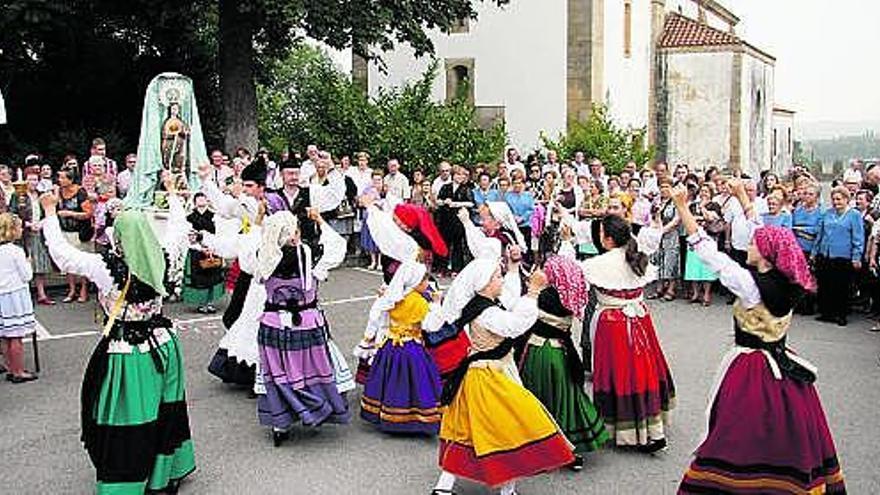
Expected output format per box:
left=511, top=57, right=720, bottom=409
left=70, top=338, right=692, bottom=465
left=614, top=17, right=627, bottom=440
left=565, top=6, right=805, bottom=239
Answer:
left=357, top=0, right=788, bottom=176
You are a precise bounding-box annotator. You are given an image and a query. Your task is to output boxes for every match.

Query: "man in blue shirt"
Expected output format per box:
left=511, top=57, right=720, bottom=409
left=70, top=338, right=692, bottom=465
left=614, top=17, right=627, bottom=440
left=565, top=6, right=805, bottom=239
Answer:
left=505, top=175, right=535, bottom=259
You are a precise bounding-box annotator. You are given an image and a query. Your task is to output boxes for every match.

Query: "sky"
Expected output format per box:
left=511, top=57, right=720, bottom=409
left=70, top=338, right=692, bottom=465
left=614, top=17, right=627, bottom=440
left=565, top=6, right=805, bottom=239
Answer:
left=726, top=0, right=880, bottom=125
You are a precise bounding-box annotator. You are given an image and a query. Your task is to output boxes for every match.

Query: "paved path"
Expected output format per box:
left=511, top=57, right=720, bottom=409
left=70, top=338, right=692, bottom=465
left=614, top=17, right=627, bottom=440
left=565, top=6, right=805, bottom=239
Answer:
left=3, top=268, right=879, bottom=494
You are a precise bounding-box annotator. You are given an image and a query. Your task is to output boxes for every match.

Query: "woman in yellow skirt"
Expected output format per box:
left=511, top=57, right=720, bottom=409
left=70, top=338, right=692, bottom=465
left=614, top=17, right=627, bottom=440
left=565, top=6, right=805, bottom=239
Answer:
left=426, top=258, right=574, bottom=495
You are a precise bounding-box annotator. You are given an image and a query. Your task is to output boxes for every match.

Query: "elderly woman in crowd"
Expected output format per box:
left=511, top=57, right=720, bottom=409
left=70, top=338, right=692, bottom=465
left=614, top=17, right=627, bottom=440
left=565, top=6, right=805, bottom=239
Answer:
left=812, top=186, right=864, bottom=326
left=650, top=178, right=681, bottom=301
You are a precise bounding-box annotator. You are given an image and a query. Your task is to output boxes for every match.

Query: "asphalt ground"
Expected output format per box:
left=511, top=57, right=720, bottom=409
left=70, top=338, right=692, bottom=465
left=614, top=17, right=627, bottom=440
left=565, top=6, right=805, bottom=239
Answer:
left=2, top=267, right=879, bottom=494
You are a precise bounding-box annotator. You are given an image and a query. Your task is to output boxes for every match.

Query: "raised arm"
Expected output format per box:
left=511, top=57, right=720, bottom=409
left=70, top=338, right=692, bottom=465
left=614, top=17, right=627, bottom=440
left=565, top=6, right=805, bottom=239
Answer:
left=671, top=184, right=760, bottom=308
left=459, top=207, right=501, bottom=260
left=311, top=210, right=346, bottom=281
left=40, top=194, right=114, bottom=294
left=474, top=271, right=544, bottom=338
left=363, top=202, right=419, bottom=262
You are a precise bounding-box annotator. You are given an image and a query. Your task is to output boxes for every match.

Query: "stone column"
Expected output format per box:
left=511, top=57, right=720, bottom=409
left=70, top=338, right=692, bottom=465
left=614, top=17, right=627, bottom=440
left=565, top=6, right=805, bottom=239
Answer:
left=567, top=0, right=597, bottom=127
left=648, top=0, right=666, bottom=147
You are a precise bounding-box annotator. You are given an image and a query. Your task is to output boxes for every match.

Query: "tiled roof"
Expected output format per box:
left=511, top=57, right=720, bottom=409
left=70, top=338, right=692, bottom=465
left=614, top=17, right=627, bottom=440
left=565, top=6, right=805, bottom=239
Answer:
left=659, top=12, right=741, bottom=49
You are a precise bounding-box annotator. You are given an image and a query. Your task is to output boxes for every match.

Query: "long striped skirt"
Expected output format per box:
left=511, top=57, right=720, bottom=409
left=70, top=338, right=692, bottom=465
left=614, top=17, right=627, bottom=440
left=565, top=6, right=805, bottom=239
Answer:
left=82, top=329, right=195, bottom=495
left=257, top=310, right=351, bottom=430
left=679, top=349, right=845, bottom=494
left=592, top=305, right=675, bottom=446
left=360, top=339, right=442, bottom=435
left=439, top=359, right=574, bottom=487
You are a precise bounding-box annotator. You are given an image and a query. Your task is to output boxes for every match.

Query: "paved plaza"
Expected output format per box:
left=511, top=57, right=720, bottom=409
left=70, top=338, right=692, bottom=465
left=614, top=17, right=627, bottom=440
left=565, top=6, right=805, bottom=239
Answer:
left=2, top=267, right=880, bottom=494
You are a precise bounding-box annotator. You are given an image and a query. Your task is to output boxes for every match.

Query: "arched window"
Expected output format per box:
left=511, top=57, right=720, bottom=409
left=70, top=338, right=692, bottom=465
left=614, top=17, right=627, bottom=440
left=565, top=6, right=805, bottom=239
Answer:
left=445, top=58, right=474, bottom=104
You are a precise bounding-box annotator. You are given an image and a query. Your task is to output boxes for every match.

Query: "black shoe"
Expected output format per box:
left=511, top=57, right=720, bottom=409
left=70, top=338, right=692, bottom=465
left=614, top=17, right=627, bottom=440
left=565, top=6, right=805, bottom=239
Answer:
left=837, top=317, right=847, bottom=327
left=272, top=430, right=290, bottom=447
left=636, top=438, right=667, bottom=454
left=430, top=490, right=456, bottom=495
left=205, top=304, right=218, bottom=314
left=7, top=373, right=38, bottom=384
left=568, top=454, right=585, bottom=471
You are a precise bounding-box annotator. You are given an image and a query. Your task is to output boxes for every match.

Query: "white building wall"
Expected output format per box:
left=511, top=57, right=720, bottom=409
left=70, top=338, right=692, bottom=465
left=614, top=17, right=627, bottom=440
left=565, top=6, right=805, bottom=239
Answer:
left=367, top=1, right=567, bottom=150
left=738, top=54, right=774, bottom=176
left=602, top=0, right=653, bottom=130
left=772, top=112, right=795, bottom=173
left=665, top=51, right=734, bottom=171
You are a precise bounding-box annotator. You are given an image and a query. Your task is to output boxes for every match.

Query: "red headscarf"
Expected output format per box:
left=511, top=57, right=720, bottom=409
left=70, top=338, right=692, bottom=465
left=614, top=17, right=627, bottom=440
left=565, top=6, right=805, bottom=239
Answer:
left=543, top=255, right=590, bottom=317
left=753, top=226, right=817, bottom=293
left=394, top=204, right=449, bottom=258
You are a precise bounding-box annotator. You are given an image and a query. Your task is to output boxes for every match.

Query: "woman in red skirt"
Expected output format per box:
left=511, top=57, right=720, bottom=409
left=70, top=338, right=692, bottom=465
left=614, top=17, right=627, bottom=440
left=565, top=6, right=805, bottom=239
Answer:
left=581, top=214, right=675, bottom=452
left=672, top=180, right=845, bottom=494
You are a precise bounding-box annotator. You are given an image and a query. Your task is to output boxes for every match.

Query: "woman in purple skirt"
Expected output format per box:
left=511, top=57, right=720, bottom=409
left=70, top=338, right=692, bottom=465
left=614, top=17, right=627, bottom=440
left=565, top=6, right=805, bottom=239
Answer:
left=672, top=181, right=846, bottom=494
left=254, top=210, right=350, bottom=446
left=356, top=261, right=443, bottom=434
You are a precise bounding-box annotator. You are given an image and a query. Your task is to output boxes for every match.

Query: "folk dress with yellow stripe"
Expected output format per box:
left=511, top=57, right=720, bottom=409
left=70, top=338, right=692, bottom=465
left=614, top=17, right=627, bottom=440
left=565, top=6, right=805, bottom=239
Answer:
left=360, top=291, right=443, bottom=434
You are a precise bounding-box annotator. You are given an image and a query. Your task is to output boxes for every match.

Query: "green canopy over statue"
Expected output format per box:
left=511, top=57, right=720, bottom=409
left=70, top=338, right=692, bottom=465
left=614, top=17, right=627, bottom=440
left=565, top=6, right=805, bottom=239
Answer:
left=124, top=72, right=208, bottom=208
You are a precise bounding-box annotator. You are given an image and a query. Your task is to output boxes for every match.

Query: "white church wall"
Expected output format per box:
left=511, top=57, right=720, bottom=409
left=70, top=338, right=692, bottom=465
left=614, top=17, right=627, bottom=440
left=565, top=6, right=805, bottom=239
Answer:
left=771, top=111, right=795, bottom=173
left=602, top=0, right=652, bottom=130
left=367, top=0, right=568, bottom=151
left=738, top=53, right=774, bottom=176
left=665, top=51, right=734, bottom=171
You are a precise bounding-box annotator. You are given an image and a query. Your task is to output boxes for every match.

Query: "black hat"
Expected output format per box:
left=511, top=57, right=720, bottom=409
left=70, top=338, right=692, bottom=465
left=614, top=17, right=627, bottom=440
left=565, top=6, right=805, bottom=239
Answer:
left=279, top=158, right=300, bottom=171
left=241, top=157, right=268, bottom=185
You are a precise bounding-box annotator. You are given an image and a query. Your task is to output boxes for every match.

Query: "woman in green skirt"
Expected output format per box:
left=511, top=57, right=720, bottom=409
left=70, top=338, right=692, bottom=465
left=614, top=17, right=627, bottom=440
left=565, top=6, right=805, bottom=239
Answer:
left=182, top=192, right=225, bottom=314
left=684, top=185, right=721, bottom=306
left=41, top=193, right=195, bottom=494
left=518, top=254, right=609, bottom=470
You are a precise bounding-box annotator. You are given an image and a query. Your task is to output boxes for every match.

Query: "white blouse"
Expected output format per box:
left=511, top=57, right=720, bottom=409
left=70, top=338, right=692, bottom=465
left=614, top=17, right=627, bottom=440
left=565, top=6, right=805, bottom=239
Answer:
left=687, top=229, right=761, bottom=309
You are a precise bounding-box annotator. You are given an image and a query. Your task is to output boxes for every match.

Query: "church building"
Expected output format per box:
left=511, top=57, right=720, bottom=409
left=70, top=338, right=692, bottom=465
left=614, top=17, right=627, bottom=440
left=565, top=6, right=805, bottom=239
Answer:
left=356, top=0, right=788, bottom=176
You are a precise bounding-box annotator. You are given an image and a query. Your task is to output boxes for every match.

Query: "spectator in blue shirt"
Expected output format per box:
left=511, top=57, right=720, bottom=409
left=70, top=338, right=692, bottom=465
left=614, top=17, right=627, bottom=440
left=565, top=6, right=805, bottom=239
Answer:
left=473, top=172, right=498, bottom=207
left=791, top=183, right=823, bottom=315
left=761, top=192, right=792, bottom=229
left=505, top=174, right=535, bottom=258
left=812, top=186, right=865, bottom=326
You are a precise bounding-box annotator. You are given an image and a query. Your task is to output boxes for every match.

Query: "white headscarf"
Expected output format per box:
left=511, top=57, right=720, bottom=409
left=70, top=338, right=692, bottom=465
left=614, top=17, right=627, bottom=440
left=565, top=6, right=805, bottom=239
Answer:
left=257, top=211, right=306, bottom=282
left=438, top=258, right=499, bottom=325
left=486, top=201, right=526, bottom=249
left=362, top=261, right=427, bottom=343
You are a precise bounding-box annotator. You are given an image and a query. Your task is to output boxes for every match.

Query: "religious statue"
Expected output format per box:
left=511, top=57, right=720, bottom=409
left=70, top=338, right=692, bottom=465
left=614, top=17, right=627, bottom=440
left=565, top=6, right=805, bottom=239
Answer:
left=161, top=99, right=190, bottom=191
left=124, top=72, right=209, bottom=209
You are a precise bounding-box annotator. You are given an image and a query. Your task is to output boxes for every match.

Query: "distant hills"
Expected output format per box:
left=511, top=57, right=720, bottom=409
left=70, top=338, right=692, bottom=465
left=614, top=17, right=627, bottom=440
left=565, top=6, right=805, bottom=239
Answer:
left=798, top=120, right=880, bottom=141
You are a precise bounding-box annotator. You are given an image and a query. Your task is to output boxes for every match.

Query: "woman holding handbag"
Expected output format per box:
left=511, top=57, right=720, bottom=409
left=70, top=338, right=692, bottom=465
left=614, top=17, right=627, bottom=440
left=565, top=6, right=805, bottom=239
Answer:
left=183, top=192, right=226, bottom=314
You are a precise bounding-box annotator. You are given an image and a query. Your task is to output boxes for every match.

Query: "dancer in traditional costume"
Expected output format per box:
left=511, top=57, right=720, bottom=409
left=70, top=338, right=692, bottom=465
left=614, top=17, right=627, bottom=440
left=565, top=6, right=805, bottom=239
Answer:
left=426, top=258, right=574, bottom=495
left=672, top=181, right=846, bottom=494
left=518, top=255, right=609, bottom=470
left=253, top=210, right=349, bottom=446
left=182, top=192, right=225, bottom=314
left=40, top=194, right=195, bottom=494
left=357, top=261, right=443, bottom=434
left=581, top=214, right=674, bottom=452
left=201, top=161, right=267, bottom=392
left=358, top=199, right=448, bottom=381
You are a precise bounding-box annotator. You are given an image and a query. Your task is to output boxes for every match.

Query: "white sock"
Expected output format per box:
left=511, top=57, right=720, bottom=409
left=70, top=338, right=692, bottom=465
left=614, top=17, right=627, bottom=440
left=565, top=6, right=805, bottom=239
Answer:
left=499, top=481, right=516, bottom=495
left=433, top=471, right=456, bottom=492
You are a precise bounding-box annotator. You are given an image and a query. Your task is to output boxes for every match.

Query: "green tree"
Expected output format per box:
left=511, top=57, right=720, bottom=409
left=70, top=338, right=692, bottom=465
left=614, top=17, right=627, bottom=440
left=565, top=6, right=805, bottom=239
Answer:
left=541, top=104, right=655, bottom=174
left=1, top=0, right=510, bottom=160
left=257, top=45, right=506, bottom=174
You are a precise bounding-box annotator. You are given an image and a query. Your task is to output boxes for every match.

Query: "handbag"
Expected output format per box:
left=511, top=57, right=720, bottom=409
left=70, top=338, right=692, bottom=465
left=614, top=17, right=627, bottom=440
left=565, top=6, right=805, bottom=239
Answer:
left=198, top=253, right=223, bottom=270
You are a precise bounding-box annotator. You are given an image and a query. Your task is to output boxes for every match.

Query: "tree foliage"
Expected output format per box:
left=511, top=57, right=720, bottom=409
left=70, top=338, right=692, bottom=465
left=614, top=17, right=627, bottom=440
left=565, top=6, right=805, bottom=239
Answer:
left=0, top=0, right=510, bottom=162
left=541, top=105, right=655, bottom=174
left=258, top=45, right=506, bottom=174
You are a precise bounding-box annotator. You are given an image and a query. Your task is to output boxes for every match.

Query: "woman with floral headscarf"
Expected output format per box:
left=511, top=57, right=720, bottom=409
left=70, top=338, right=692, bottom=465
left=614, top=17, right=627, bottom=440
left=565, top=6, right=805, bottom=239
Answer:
left=671, top=180, right=845, bottom=494
left=518, top=255, right=608, bottom=471
left=39, top=193, right=195, bottom=495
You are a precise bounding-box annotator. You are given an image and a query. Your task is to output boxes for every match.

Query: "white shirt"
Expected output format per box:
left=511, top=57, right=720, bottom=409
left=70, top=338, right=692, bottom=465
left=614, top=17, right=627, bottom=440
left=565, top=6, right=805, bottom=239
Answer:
left=506, top=161, right=526, bottom=176
left=385, top=173, right=411, bottom=201
left=542, top=162, right=560, bottom=176
left=300, top=159, right=317, bottom=184
left=574, top=162, right=590, bottom=177
left=431, top=176, right=452, bottom=198
left=116, top=169, right=133, bottom=197
left=0, top=243, right=32, bottom=293
left=346, top=167, right=373, bottom=195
